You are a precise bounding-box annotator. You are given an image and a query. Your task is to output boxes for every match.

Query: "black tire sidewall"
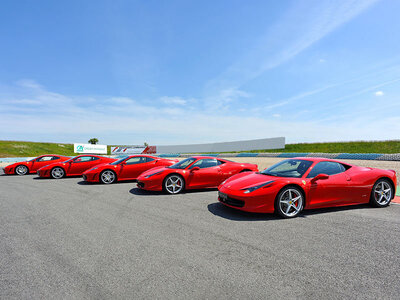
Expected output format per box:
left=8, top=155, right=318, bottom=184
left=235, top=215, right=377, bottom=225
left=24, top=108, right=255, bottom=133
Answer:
left=100, top=170, right=116, bottom=184
left=15, top=165, right=28, bottom=175
left=51, top=167, right=64, bottom=179
left=275, top=186, right=304, bottom=219
left=370, top=179, right=392, bottom=207
left=163, top=174, right=185, bottom=194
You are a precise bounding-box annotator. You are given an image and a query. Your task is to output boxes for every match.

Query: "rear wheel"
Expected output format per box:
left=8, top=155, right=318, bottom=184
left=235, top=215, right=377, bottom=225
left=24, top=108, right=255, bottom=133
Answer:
left=275, top=186, right=304, bottom=218
left=370, top=179, right=393, bottom=207
left=164, top=175, right=184, bottom=194
left=51, top=167, right=65, bottom=179
left=15, top=165, right=28, bottom=175
left=100, top=170, right=117, bottom=184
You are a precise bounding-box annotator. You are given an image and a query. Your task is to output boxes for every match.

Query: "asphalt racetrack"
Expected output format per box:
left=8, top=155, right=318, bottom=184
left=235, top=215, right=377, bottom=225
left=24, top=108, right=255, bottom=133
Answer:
left=1, top=172, right=400, bottom=299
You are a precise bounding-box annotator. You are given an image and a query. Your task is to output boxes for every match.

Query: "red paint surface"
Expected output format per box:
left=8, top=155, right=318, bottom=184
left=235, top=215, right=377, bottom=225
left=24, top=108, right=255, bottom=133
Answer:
left=137, top=156, right=258, bottom=192
left=3, top=155, right=70, bottom=175
left=218, top=157, right=398, bottom=213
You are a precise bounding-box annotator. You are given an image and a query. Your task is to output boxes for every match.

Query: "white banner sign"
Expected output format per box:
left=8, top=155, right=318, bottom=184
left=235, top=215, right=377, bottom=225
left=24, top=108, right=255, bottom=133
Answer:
left=74, top=143, right=107, bottom=154
left=111, top=146, right=146, bottom=154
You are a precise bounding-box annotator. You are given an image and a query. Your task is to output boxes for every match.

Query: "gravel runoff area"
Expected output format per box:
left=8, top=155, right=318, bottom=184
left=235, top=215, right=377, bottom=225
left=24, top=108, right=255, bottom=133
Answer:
left=1, top=162, right=400, bottom=299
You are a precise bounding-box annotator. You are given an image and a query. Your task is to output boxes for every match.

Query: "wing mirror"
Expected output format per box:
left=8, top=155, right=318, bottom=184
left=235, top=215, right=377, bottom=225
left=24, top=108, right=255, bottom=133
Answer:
left=190, top=166, right=200, bottom=172
left=311, top=173, right=329, bottom=183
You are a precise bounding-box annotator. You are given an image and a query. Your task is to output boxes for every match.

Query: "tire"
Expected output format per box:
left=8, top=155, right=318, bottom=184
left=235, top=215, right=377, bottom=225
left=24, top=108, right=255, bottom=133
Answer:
left=163, top=174, right=185, bottom=194
left=370, top=178, right=393, bottom=207
left=100, top=170, right=117, bottom=184
left=275, top=186, right=304, bottom=218
left=51, top=167, right=65, bottom=179
left=15, top=165, right=29, bottom=175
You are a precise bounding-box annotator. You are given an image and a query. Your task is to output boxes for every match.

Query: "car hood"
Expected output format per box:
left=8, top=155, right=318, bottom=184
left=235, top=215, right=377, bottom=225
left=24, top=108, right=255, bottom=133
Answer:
left=84, top=163, right=112, bottom=173
left=222, top=172, right=278, bottom=190
left=38, top=161, right=64, bottom=170
left=139, top=166, right=169, bottom=177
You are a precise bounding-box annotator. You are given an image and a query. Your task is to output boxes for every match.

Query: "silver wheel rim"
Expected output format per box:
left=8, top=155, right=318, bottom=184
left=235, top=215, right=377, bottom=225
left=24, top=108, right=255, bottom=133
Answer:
left=16, top=165, right=28, bottom=175
left=51, top=167, right=64, bottom=179
left=279, top=189, right=303, bottom=217
left=165, top=175, right=183, bottom=194
left=374, top=181, right=392, bottom=205
left=101, top=171, right=115, bottom=184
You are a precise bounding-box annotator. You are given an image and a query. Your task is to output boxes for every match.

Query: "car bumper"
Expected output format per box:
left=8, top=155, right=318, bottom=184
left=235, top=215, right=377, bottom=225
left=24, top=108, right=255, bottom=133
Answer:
left=83, top=173, right=99, bottom=182
left=218, top=186, right=276, bottom=213
left=137, top=178, right=163, bottom=191
left=3, top=167, right=13, bottom=175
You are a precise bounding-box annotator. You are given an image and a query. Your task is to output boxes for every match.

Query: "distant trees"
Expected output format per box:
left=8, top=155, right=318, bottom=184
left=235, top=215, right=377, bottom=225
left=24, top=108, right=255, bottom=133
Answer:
left=88, top=138, right=99, bottom=145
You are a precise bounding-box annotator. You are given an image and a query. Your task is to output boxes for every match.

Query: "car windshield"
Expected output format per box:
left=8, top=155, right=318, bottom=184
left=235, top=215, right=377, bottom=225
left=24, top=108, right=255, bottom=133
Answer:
left=110, top=157, right=128, bottom=165
left=261, top=159, right=313, bottom=178
left=168, top=158, right=196, bottom=169
left=28, top=158, right=36, bottom=162
left=63, top=157, right=75, bottom=163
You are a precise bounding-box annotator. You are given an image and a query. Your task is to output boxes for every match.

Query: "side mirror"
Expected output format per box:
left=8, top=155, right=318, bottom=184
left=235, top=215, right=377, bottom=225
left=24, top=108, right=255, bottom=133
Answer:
left=191, top=166, right=200, bottom=172
left=311, top=173, right=329, bottom=183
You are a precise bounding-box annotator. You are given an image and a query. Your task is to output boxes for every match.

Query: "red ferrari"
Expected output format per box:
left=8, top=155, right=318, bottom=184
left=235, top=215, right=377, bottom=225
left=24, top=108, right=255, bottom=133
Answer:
left=137, top=156, right=258, bottom=194
left=82, top=155, right=179, bottom=184
left=36, top=155, right=116, bottom=179
left=3, top=154, right=70, bottom=175
left=218, top=157, right=397, bottom=218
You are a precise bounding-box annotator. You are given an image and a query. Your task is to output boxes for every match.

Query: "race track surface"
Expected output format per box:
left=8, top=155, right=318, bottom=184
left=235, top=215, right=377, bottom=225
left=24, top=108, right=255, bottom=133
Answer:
left=1, top=173, right=400, bottom=299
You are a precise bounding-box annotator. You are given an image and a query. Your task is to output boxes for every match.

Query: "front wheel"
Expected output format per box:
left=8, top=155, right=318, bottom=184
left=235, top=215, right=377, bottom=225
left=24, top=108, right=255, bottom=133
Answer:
left=51, top=167, right=65, bottom=179
left=100, top=170, right=117, bottom=184
left=164, top=175, right=184, bottom=194
left=370, top=179, right=393, bottom=207
left=275, top=186, right=304, bottom=218
left=15, top=165, right=29, bottom=175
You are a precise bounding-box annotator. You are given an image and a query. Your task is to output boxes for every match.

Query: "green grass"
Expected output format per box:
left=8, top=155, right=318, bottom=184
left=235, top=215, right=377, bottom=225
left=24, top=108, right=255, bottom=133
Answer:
left=249, top=140, right=400, bottom=154
left=1, top=140, right=400, bottom=157
left=0, top=141, right=76, bottom=157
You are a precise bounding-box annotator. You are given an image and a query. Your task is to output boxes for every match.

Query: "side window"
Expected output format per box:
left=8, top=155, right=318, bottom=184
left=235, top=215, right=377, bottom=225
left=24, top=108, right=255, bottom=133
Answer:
left=51, top=156, right=60, bottom=160
left=74, top=156, right=93, bottom=163
left=37, top=156, right=54, bottom=162
left=306, top=162, right=345, bottom=178
left=189, top=159, right=218, bottom=169
left=216, top=160, right=225, bottom=165
left=145, top=157, right=155, bottom=163
left=125, top=157, right=144, bottom=165
left=91, top=157, right=100, bottom=161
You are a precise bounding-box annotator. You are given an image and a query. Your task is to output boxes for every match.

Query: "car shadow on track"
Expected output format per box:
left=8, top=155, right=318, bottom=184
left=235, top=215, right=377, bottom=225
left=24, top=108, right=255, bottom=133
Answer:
left=129, top=187, right=218, bottom=196
left=77, top=179, right=137, bottom=185
left=208, top=202, right=374, bottom=221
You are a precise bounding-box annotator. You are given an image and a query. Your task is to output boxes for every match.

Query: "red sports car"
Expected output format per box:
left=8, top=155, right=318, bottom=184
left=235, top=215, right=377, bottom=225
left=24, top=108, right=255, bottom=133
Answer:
left=3, top=154, right=70, bottom=175
left=137, top=156, right=259, bottom=194
left=82, top=155, right=179, bottom=184
left=36, top=155, right=116, bottom=179
left=218, top=157, right=397, bottom=218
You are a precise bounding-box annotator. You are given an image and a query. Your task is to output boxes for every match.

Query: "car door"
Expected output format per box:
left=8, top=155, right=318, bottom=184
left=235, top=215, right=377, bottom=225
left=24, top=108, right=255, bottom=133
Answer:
left=119, top=156, right=156, bottom=180
left=31, top=156, right=57, bottom=172
left=69, top=156, right=99, bottom=175
left=186, top=159, right=222, bottom=188
left=217, top=160, right=240, bottom=181
left=306, top=161, right=351, bottom=208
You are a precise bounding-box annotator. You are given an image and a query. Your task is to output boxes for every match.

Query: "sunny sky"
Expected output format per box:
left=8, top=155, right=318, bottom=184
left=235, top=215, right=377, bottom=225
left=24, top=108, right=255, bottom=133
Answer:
left=1, top=0, right=400, bottom=145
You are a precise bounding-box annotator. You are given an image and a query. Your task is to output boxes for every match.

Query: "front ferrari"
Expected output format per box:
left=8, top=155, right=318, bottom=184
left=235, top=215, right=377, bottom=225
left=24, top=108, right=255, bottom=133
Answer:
left=36, top=163, right=58, bottom=178
left=136, top=167, right=168, bottom=191
left=218, top=172, right=282, bottom=213
left=3, top=163, right=17, bottom=175
left=83, top=164, right=114, bottom=182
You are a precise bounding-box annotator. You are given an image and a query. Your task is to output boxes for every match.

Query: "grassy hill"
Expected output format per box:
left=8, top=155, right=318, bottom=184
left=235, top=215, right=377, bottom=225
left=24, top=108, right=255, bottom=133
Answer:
left=252, top=140, right=400, bottom=154
left=0, top=140, right=399, bottom=157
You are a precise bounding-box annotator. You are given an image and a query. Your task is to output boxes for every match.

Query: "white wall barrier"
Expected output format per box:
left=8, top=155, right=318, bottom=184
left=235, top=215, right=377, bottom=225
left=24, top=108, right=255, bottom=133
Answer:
left=155, top=137, right=285, bottom=154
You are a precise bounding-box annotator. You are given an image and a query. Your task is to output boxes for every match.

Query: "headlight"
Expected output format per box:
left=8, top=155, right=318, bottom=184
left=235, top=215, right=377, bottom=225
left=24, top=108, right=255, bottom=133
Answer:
left=145, top=170, right=164, bottom=178
left=242, top=180, right=274, bottom=194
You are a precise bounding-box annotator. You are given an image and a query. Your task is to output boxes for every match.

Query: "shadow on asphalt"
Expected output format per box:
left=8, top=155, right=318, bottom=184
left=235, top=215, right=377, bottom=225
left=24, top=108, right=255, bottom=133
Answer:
left=208, top=202, right=374, bottom=221
left=77, top=179, right=137, bottom=185
left=129, top=187, right=218, bottom=196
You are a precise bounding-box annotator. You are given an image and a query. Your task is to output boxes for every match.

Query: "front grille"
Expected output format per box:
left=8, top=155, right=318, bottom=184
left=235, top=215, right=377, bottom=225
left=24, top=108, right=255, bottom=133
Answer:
left=219, top=192, right=245, bottom=208
left=137, top=181, right=144, bottom=188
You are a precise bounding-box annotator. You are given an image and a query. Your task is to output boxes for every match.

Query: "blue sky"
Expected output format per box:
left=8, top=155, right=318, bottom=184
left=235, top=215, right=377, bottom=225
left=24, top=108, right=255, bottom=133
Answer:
left=1, top=0, right=400, bottom=145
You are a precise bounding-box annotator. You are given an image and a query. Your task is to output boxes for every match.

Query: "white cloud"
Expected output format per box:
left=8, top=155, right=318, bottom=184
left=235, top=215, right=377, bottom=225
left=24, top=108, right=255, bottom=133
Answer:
left=319, top=59, right=326, bottom=63
left=160, top=96, right=187, bottom=105
left=272, top=114, right=280, bottom=118
left=375, top=91, right=384, bottom=96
